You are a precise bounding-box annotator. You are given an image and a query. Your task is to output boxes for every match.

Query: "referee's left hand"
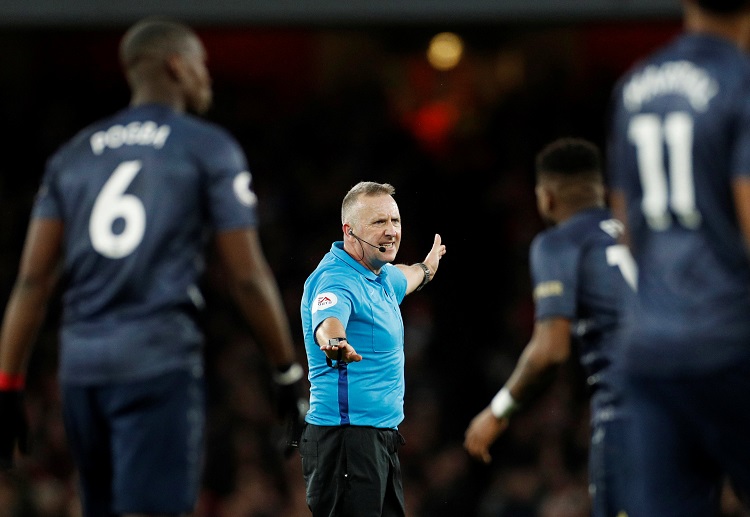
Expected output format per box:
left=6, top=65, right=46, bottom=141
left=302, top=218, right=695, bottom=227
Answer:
left=321, top=340, right=362, bottom=364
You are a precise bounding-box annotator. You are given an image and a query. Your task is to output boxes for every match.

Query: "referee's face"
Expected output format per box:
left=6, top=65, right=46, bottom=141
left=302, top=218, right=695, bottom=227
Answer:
left=354, top=194, right=401, bottom=267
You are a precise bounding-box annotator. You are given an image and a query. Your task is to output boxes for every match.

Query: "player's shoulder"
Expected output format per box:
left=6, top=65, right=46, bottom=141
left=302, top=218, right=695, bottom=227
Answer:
left=50, top=104, right=227, bottom=148
left=99, top=105, right=239, bottom=148
left=178, top=113, right=248, bottom=169
left=619, top=33, right=750, bottom=90
left=44, top=111, right=118, bottom=170
left=531, top=225, right=570, bottom=260
left=689, top=33, right=750, bottom=90
left=178, top=111, right=237, bottom=141
left=533, top=209, right=615, bottom=254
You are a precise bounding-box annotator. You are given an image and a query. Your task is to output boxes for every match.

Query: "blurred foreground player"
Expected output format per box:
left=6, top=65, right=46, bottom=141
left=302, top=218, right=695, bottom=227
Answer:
left=0, top=17, right=306, bottom=517
left=464, top=138, right=636, bottom=516
left=607, top=0, right=750, bottom=514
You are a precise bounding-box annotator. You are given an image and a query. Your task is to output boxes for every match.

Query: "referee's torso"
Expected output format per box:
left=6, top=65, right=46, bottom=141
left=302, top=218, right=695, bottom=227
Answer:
left=301, top=242, right=407, bottom=428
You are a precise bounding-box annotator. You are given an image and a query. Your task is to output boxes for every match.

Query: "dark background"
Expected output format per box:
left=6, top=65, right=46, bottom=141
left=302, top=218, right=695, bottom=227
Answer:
left=4, top=6, right=739, bottom=517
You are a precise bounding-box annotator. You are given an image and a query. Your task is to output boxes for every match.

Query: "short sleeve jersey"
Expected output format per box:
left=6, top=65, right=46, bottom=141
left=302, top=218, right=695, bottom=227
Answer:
left=530, top=207, right=634, bottom=418
left=607, top=34, right=750, bottom=375
left=33, top=103, right=259, bottom=384
left=300, top=242, right=408, bottom=428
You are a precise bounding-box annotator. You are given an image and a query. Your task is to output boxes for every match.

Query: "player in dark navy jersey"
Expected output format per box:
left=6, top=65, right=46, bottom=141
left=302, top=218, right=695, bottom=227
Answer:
left=464, top=138, right=636, bottom=516
left=0, top=17, right=306, bottom=517
left=607, top=0, right=750, bottom=514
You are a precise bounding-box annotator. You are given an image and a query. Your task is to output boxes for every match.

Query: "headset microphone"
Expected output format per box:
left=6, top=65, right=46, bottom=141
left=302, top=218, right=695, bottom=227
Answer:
left=348, top=229, right=386, bottom=252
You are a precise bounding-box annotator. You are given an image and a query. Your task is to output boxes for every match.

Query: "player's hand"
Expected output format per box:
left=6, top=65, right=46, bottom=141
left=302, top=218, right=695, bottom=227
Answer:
left=463, top=407, right=509, bottom=464
left=272, top=363, right=309, bottom=456
left=0, top=390, right=29, bottom=469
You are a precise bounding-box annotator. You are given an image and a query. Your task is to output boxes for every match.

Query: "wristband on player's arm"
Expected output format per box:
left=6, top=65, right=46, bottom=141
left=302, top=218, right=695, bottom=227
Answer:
left=0, top=372, right=30, bottom=468
left=272, top=363, right=304, bottom=385
left=490, top=386, right=519, bottom=420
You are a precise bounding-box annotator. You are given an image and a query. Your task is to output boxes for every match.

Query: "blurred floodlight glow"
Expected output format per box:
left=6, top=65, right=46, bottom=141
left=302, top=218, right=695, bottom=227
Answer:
left=427, top=32, right=463, bottom=71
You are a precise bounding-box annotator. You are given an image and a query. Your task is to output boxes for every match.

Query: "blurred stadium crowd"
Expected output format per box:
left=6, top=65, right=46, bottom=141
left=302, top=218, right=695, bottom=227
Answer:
left=1, top=19, right=749, bottom=517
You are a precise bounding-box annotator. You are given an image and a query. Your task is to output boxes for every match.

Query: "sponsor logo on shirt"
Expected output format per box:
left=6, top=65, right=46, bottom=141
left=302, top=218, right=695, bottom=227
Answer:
left=311, top=292, right=337, bottom=313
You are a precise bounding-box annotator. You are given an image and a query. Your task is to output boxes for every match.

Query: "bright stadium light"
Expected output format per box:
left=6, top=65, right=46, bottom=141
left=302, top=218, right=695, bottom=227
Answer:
left=427, top=32, right=464, bottom=71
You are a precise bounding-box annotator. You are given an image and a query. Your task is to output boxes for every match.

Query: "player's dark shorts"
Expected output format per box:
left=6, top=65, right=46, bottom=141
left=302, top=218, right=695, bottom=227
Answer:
left=61, top=367, right=205, bottom=516
left=299, top=423, right=406, bottom=517
left=588, top=414, right=634, bottom=517
left=622, top=355, right=750, bottom=516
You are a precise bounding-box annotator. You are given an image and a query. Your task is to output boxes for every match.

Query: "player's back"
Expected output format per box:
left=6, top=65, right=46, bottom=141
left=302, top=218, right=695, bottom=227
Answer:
left=608, top=33, right=750, bottom=375
left=34, top=103, right=255, bottom=384
left=531, top=208, right=633, bottom=419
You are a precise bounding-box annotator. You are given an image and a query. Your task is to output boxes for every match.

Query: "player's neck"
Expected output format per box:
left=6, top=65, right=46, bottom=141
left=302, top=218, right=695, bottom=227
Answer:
left=556, top=202, right=602, bottom=224
left=685, top=6, right=750, bottom=50
left=130, top=87, right=186, bottom=113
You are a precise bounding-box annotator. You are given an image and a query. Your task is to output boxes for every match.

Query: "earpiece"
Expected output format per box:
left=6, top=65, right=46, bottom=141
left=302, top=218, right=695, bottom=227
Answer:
left=348, top=228, right=353, bottom=235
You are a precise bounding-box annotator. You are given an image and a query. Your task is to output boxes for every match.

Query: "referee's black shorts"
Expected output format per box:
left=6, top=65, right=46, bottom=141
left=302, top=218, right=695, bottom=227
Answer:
left=299, top=424, right=406, bottom=517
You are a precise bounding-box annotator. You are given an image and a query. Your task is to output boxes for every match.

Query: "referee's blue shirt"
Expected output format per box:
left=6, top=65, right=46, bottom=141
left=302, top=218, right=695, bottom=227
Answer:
left=301, top=241, right=407, bottom=429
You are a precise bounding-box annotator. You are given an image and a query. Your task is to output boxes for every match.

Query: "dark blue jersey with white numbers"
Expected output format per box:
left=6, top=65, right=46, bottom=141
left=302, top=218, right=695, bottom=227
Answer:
left=531, top=207, right=634, bottom=420
left=607, top=33, right=750, bottom=376
left=33, top=103, right=259, bottom=385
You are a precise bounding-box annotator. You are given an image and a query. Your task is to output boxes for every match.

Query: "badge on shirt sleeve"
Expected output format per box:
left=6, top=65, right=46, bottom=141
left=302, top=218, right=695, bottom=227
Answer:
left=312, top=292, right=337, bottom=313
left=533, top=280, right=563, bottom=301
left=233, top=171, right=258, bottom=207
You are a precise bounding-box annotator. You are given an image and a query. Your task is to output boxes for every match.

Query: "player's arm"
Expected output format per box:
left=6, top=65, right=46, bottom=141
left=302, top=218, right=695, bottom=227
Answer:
left=214, top=227, right=299, bottom=369
left=464, top=317, right=571, bottom=464
left=0, top=218, right=63, bottom=468
left=0, top=218, right=63, bottom=375
left=732, top=177, right=750, bottom=258
left=214, top=227, right=308, bottom=448
left=503, top=317, right=572, bottom=403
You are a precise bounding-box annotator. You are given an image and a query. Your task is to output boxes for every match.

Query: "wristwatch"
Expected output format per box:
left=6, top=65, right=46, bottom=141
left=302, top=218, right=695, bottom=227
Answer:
left=416, top=262, right=431, bottom=291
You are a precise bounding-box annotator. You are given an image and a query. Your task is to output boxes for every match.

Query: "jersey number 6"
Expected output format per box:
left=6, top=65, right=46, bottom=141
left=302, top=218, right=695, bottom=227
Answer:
left=89, top=160, right=146, bottom=259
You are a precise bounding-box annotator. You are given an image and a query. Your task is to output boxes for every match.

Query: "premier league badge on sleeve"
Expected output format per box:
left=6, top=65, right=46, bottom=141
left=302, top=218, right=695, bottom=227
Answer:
left=312, top=292, right=337, bottom=313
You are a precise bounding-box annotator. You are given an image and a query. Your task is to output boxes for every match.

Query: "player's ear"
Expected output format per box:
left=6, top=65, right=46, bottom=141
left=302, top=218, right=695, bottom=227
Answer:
left=594, top=182, right=606, bottom=203
left=165, top=53, right=183, bottom=82
left=535, top=184, right=553, bottom=215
